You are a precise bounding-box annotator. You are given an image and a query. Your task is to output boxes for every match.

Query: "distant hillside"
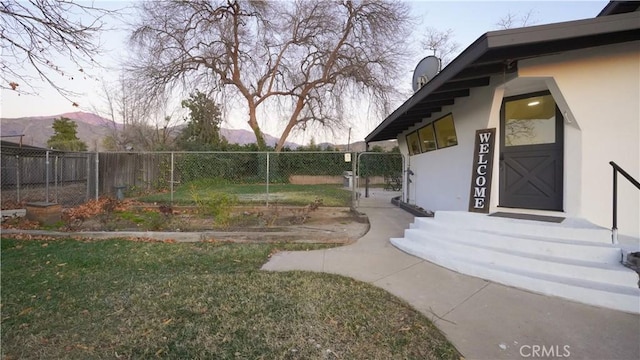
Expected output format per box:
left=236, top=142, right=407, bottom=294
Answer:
left=0, top=112, right=299, bottom=150
left=0, top=112, right=117, bottom=151
left=1, top=111, right=399, bottom=151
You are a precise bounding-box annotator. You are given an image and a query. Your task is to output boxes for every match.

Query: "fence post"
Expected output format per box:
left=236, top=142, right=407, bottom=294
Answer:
left=351, top=152, right=357, bottom=209
left=86, top=153, right=90, bottom=202
left=402, top=154, right=407, bottom=203
left=15, top=155, right=21, bottom=202
left=54, top=155, right=59, bottom=203
left=266, top=152, right=270, bottom=207
left=170, top=152, right=174, bottom=205
left=365, top=145, right=370, bottom=199
left=45, top=150, right=50, bottom=202
left=95, top=151, right=99, bottom=200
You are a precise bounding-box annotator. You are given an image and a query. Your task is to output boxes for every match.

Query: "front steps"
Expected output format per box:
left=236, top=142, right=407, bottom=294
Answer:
left=391, top=211, right=640, bottom=314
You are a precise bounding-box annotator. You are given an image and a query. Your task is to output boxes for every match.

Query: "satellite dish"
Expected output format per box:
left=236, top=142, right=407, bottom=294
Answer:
left=412, top=56, right=441, bottom=92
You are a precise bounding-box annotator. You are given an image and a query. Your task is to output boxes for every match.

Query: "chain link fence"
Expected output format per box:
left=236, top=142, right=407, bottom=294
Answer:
left=357, top=152, right=405, bottom=196
left=1, top=147, right=404, bottom=209
left=1, top=144, right=93, bottom=206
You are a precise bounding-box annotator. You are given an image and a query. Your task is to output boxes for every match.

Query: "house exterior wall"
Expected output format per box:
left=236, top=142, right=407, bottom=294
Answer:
left=518, top=42, right=640, bottom=237
left=400, top=85, right=496, bottom=210
left=400, top=41, right=639, bottom=237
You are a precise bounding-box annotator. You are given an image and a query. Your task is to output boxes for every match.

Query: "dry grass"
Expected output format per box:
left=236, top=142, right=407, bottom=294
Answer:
left=140, top=183, right=353, bottom=207
left=1, top=239, right=460, bottom=359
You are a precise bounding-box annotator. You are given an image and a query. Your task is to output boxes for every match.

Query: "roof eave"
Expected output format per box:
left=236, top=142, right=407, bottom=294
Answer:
left=485, top=10, right=640, bottom=48
left=365, top=35, right=490, bottom=143
left=598, top=1, right=640, bottom=17
left=366, top=11, right=640, bottom=143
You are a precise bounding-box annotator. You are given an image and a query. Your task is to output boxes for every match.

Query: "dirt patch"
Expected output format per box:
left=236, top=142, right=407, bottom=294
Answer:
left=1, top=200, right=369, bottom=244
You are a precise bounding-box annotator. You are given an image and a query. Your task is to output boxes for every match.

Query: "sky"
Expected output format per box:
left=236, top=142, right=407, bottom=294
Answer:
left=0, top=0, right=609, bottom=145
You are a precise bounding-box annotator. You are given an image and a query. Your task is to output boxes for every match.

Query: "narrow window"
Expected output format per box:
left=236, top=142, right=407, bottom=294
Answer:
left=406, top=131, right=421, bottom=155
left=418, top=123, right=437, bottom=153
left=434, top=114, right=458, bottom=148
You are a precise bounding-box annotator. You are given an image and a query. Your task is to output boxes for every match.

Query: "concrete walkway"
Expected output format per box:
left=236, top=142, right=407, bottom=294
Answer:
left=262, top=191, right=640, bottom=360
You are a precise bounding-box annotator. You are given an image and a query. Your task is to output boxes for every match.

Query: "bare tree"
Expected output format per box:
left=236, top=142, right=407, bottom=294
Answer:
left=94, top=75, right=178, bottom=151
left=127, top=0, right=413, bottom=151
left=495, top=9, right=538, bottom=29
left=420, top=27, right=459, bottom=68
left=0, top=0, right=112, bottom=102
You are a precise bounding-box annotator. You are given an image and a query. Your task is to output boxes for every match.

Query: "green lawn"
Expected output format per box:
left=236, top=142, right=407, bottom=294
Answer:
left=1, top=238, right=460, bottom=359
left=139, top=180, right=353, bottom=207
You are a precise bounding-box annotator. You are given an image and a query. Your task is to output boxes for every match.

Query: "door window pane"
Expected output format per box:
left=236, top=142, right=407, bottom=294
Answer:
left=418, top=124, right=437, bottom=152
left=504, top=94, right=556, bottom=147
left=434, top=114, right=458, bottom=148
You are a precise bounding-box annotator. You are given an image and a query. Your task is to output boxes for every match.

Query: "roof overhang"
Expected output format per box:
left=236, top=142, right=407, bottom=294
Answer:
left=365, top=11, right=640, bottom=143
left=598, top=1, right=640, bottom=16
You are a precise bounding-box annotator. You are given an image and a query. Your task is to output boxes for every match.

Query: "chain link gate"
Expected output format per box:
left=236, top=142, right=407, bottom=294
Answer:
left=355, top=152, right=405, bottom=208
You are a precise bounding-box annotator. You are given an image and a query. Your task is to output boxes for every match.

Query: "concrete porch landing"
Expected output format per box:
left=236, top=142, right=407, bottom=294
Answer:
left=262, top=191, right=640, bottom=360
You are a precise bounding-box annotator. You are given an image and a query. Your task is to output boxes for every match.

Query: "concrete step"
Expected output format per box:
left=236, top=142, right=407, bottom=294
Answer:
left=402, top=228, right=638, bottom=288
left=405, top=221, right=622, bottom=264
left=391, top=237, right=640, bottom=314
left=416, top=211, right=613, bottom=243
left=394, top=211, right=640, bottom=313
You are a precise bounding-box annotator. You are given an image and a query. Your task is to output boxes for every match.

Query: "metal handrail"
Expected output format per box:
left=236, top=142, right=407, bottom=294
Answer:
left=609, top=161, right=640, bottom=244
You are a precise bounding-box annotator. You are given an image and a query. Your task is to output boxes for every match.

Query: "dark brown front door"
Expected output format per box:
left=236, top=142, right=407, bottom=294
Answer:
left=499, top=92, right=563, bottom=211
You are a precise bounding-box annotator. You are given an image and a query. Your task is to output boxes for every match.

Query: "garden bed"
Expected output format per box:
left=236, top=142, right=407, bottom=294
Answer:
left=1, top=198, right=369, bottom=244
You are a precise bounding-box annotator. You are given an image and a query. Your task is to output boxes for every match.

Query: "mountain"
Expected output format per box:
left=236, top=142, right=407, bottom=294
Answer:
left=0, top=112, right=117, bottom=151
left=0, top=112, right=299, bottom=150
left=56, top=111, right=115, bottom=127
left=1, top=111, right=397, bottom=151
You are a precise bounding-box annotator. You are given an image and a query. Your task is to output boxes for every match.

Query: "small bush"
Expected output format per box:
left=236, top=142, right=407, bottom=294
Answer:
left=143, top=211, right=165, bottom=230
left=190, top=185, right=238, bottom=228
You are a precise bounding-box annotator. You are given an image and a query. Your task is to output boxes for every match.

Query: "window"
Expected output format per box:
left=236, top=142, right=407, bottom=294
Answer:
left=418, top=123, right=437, bottom=152
left=434, top=114, right=458, bottom=148
left=504, top=94, right=556, bottom=147
left=406, top=113, right=458, bottom=156
left=406, top=131, right=421, bottom=155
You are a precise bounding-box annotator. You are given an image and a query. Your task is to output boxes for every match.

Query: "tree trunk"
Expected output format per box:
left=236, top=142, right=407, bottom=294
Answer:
left=275, top=122, right=296, bottom=152
left=247, top=103, right=267, bottom=150
left=275, top=97, right=305, bottom=152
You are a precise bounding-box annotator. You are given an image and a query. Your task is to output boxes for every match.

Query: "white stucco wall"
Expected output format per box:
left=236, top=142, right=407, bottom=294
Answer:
left=400, top=41, right=639, bottom=237
left=401, top=85, right=496, bottom=210
left=519, top=42, right=640, bottom=237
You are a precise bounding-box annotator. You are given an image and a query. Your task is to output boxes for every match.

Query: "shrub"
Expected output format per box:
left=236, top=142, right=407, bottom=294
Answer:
left=189, top=185, right=238, bottom=228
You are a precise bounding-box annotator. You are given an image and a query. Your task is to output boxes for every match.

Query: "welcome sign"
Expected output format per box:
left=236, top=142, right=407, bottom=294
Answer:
left=468, top=128, right=496, bottom=213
